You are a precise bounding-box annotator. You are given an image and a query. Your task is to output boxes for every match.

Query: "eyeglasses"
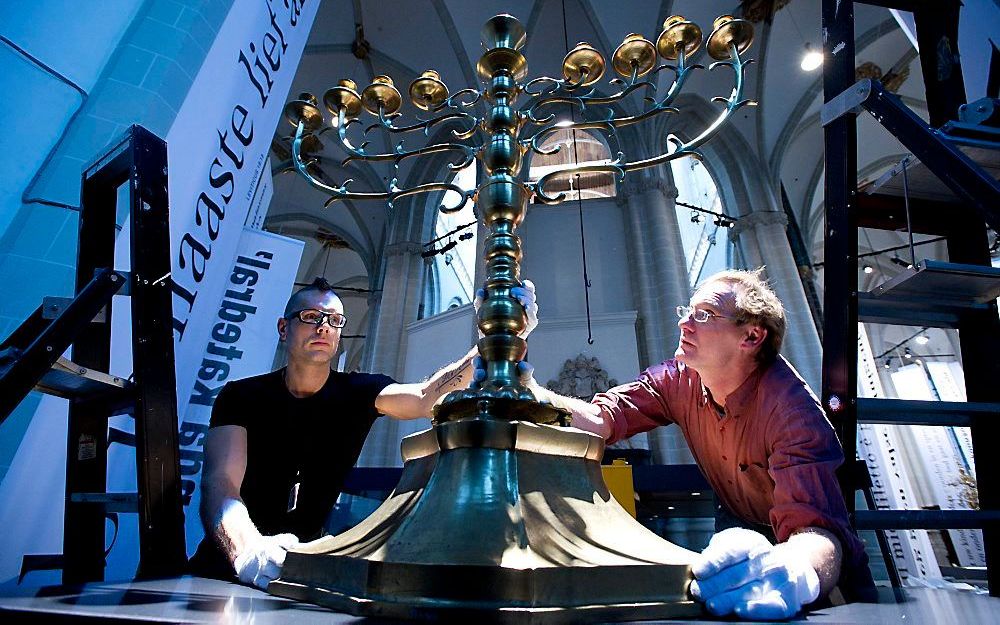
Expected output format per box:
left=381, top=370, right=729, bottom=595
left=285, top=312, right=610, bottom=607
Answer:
left=289, top=308, right=347, bottom=328
left=676, top=305, right=735, bottom=323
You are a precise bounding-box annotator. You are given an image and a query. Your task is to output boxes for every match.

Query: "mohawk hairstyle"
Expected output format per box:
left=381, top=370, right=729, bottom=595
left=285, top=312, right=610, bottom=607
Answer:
left=284, top=277, right=340, bottom=317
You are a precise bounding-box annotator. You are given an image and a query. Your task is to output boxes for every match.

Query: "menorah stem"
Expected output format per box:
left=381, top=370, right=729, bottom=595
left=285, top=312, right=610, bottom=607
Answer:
left=433, top=22, right=567, bottom=425
left=478, top=62, right=529, bottom=394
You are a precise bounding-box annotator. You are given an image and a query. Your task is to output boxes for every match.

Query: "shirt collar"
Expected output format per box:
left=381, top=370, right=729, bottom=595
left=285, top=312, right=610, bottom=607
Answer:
left=721, top=364, right=765, bottom=418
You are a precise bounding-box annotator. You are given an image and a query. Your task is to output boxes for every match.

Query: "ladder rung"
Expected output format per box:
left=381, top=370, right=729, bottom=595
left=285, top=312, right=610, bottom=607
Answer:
left=70, top=492, right=138, bottom=513
left=870, top=260, right=1000, bottom=304
left=854, top=509, right=1000, bottom=530
left=857, top=292, right=981, bottom=328
left=857, top=398, right=999, bottom=427
left=35, top=357, right=131, bottom=403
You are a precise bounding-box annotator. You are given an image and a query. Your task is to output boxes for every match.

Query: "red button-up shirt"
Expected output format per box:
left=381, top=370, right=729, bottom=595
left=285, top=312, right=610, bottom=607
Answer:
left=592, top=356, right=870, bottom=587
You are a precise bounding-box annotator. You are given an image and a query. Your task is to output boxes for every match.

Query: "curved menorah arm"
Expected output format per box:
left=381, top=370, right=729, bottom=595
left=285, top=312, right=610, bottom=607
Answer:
left=291, top=121, right=474, bottom=213
left=334, top=109, right=481, bottom=170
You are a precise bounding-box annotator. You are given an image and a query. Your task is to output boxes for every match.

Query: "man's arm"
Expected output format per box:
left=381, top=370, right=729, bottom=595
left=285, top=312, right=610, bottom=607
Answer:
left=199, top=425, right=261, bottom=563
left=776, top=527, right=842, bottom=597
left=374, top=347, right=478, bottom=420
left=524, top=377, right=611, bottom=439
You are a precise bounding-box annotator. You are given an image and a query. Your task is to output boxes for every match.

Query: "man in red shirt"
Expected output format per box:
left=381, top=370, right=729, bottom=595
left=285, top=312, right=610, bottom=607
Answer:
left=526, top=269, right=874, bottom=620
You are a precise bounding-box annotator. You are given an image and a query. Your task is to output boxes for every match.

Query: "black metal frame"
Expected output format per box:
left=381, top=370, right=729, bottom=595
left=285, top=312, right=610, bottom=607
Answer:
left=821, top=0, right=998, bottom=596
left=64, top=125, right=186, bottom=582
left=0, top=269, right=125, bottom=421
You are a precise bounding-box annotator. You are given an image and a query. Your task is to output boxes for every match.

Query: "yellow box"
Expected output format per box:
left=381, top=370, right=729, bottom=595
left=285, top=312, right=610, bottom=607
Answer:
left=601, top=459, right=637, bottom=518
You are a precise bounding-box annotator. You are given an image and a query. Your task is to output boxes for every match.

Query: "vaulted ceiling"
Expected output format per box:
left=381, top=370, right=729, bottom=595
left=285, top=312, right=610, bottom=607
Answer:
left=268, top=0, right=925, bottom=283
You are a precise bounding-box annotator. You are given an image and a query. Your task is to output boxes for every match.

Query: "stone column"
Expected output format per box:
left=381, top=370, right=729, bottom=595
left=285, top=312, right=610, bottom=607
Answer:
left=620, top=174, right=695, bottom=464
left=729, top=210, right=822, bottom=391
left=357, top=239, right=425, bottom=467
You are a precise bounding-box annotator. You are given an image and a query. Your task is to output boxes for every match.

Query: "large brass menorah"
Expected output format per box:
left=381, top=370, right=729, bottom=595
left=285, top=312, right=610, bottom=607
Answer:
left=271, top=14, right=755, bottom=623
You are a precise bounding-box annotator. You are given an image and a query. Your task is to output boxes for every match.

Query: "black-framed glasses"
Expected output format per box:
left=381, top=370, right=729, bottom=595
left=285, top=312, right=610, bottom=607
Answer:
left=289, top=308, right=347, bottom=328
left=676, top=305, right=735, bottom=323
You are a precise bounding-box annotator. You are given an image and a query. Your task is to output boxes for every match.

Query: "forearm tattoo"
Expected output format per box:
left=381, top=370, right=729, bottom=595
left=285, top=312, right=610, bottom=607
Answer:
left=433, top=359, right=471, bottom=393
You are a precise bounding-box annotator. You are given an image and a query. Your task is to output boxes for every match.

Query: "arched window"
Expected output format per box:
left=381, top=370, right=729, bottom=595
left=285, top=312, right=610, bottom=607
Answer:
left=527, top=128, right=616, bottom=201
left=670, top=158, right=731, bottom=287
left=421, top=161, right=477, bottom=318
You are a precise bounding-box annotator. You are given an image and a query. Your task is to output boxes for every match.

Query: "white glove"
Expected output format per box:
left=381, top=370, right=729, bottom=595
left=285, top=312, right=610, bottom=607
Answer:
left=233, top=533, right=300, bottom=590
left=690, top=527, right=820, bottom=620
left=473, top=357, right=534, bottom=385
left=473, top=280, right=538, bottom=339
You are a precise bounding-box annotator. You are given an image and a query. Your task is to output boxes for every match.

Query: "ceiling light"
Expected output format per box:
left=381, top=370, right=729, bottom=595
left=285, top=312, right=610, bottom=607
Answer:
left=800, top=43, right=823, bottom=71
left=863, top=264, right=873, bottom=274
left=915, top=333, right=929, bottom=345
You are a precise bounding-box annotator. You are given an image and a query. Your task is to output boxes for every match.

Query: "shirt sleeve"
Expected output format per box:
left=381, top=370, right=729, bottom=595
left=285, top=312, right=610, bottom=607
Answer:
left=591, top=360, right=687, bottom=444
left=766, top=400, right=855, bottom=548
left=207, top=381, right=246, bottom=429
left=355, top=372, right=397, bottom=417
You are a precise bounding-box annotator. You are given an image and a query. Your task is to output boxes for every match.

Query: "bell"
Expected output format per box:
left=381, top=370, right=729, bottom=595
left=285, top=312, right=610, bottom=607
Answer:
left=323, top=79, right=362, bottom=119
left=706, top=15, right=754, bottom=61
left=562, top=42, right=605, bottom=86
left=283, top=92, right=323, bottom=131
left=361, top=75, right=402, bottom=116
left=612, top=34, right=657, bottom=78
left=409, top=70, right=449, bottom=110
left=656, top=15, right=702, bottom=61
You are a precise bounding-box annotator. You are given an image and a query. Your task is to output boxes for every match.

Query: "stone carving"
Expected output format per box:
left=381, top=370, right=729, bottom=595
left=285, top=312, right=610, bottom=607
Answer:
left=727, top=209, right=788, bottom=241
left=618, top=175, right=678, bottom=203
left=546, top=354, right=618, bottom=400
left=384, top=241, right=423, bottom=257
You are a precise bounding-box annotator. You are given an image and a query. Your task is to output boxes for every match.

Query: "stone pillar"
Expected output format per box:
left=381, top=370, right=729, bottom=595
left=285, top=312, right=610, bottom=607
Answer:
left=357, top=239, right=425, bottom=467
left=620, top=174, right=695, bottom=465
left=729, top=210, right=822, bottom=391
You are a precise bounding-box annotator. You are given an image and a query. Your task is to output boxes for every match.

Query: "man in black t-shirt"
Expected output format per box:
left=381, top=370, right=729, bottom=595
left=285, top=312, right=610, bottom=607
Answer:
left=190, top=277, right=537, bottom=589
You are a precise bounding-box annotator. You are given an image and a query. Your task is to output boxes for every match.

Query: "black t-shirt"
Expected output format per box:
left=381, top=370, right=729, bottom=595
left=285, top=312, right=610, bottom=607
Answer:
left=189, top=368, right=395, bottom=577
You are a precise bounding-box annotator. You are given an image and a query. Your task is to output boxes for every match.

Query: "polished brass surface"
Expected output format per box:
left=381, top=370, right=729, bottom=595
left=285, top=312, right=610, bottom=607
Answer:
left=656, top=15, right=702, bottom=61
left=277, top=12, right=758, bottom=621
left=283, top=92, right=323, bottom=132
left=409, top=70, right=449, bottom=110
left=611, top=34, right=657, bottom=78
left=481, top=14, right=526, bottom=51
left=706, top=15, right=754, bottom=60
left=477, top=47, right=528, bottom=81
left=562, top=42, right=605, bottom=86
left=270, top=425, right=699, bottom=623
left=322, top=79, right=362, bottom=119
left=361, top=75, right=402, bottom=116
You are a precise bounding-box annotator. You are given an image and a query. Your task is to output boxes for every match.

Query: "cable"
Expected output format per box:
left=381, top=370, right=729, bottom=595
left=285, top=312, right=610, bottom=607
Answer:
left=563, top=0, right=594, bottom=344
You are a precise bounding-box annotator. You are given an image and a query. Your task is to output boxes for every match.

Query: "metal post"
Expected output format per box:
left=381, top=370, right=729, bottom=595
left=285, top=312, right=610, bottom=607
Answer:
left=821, top=0, right=859, bottom=509
left=127, top=126, right=187, bottom=578
left=945, top=220, right=1000, bottom=596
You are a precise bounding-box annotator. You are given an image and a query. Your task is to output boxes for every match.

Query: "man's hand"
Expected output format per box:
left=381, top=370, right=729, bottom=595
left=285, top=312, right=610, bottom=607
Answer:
left=690, top=528, right=820, bottom=620
left=473, top=280, right=538, bottom=339
left=234, top=533, right=300, bottom=590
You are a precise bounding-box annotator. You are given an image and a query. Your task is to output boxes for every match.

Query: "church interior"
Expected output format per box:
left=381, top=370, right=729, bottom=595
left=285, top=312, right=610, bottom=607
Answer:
left=0, top=0, right=998, bottom=622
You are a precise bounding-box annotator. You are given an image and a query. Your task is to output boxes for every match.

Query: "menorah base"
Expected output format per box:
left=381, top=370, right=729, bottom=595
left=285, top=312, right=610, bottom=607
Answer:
left=268, top=420, right=701, bottom=623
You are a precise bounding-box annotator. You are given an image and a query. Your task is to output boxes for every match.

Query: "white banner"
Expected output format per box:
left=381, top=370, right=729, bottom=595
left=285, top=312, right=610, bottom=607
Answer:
left=893, top=364, right=985, bottom=568
left=857, top=324, right=941, bottom=583
left=168, top=0, right=317, bottom=421
left=106, top=228, right=303, bottom=576
left=0, top=0, right=317, bottom=586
